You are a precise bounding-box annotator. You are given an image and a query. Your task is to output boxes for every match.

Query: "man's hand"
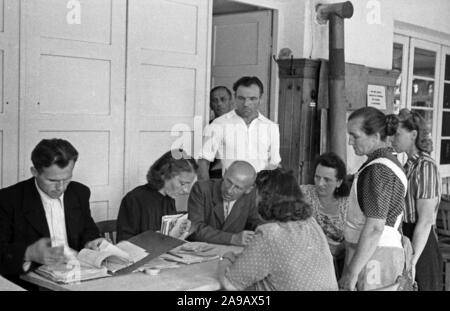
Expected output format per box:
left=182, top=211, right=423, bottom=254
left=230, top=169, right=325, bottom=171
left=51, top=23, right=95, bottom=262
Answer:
left=24, top=238, right=65, bottom=265
left=230, top=230, right=255, bottom=246
left=84, top=238, right=106, bottom=250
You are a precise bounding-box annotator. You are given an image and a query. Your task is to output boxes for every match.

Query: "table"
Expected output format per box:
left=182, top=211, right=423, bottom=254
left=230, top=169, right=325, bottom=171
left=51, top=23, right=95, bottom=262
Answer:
left=20, top=244, right=243, bottom=291
left=0, top=276, right=26, bottom=291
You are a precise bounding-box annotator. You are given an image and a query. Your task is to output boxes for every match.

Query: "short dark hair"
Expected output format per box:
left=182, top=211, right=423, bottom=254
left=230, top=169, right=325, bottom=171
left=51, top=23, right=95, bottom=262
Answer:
left=314, top=152, right=350, bottom=197
left=255, top=169, right=312, bottom=222
left=232, top=76, right=264, bottom=95
left=348, top=107, right=398, bottom=141
left=146, top=149, right=198, bottom=190
left=31, top=138, right=79, bottom=172
left=210, top=86, right=232, bottom=98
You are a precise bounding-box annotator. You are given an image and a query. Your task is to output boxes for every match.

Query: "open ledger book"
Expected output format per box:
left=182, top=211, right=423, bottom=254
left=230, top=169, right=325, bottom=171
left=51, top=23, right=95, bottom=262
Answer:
left=35, top=239, right=148, bottom=284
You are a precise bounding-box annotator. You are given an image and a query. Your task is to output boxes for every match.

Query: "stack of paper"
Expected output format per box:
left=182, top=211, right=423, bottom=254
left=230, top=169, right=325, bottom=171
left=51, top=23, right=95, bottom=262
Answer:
left=160, top=252, right=219, bottom=264
left=35, top=263, right=110, bottom=284
left=138, top=257, right=180, bottom=270
left=160, top=242, right=219, bottom=265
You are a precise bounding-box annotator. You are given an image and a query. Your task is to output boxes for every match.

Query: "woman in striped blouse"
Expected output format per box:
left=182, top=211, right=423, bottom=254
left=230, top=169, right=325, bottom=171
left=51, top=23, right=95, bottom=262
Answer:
left=391, top=108, right=443, bottom=291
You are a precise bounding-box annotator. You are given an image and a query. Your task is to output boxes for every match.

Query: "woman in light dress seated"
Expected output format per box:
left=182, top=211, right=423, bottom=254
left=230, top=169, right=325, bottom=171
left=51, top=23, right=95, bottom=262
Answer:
left=218, top=169, right=338, bottom=291
left=300, top=152, right=350, bottom=258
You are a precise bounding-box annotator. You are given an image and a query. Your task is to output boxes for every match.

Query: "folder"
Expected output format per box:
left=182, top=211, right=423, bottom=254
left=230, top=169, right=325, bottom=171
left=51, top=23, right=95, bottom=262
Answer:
left=113, top=230, right=186, bottom=275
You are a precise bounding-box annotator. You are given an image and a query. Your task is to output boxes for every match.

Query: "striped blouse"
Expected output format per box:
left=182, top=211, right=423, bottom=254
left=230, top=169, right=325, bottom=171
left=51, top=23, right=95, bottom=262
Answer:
left=403, top=151, right=441, bottom=223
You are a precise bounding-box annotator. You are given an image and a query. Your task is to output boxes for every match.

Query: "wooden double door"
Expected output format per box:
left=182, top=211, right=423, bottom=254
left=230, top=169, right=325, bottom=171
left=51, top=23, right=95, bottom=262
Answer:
left=0, top=0, right=210, bottom=220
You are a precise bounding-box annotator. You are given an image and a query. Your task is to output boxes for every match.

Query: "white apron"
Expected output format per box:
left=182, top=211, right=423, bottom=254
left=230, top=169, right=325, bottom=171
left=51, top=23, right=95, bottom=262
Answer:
left=344, top=157, right=408, bottom=249
left=343, top=157, right=408, bottom=290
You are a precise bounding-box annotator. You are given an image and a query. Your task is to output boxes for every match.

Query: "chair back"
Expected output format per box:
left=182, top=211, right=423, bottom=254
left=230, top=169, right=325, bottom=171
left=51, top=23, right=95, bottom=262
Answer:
left=96, top=220, right=117, bottom=244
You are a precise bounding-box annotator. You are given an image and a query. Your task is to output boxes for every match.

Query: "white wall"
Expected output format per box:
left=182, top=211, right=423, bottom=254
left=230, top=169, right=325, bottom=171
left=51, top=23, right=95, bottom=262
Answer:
left=307, top=0, right=394, bottom=69
left=392, top=0, right=450, bottom=35
left=235, top=0, right=307, bottom=58
left=306, top=0, right=450, bottom=69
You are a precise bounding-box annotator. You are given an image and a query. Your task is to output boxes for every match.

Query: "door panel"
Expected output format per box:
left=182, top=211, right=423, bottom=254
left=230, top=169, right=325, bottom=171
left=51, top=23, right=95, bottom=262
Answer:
left=212, top=11, right=272, bottom=116
left=125, top=0, right=210, bottom=211
left=20, top=0, right=126, bottom=221
left=0, top=0, right=19, bottom=188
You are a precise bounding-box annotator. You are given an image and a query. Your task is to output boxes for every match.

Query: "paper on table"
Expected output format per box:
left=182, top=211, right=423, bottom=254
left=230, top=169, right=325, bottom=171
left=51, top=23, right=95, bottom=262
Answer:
left=179, top=242, right=213, bottom=252
left=138, top=257, right=180, bottom=270
left=116, top=241, right=148, bottom=262
left=35, top=263, right=110, bottom=284
left=76, top=248, right=124, bottom=269
left=98, top=239, right=131, bottom=261
left=160, top=252, right=219, bottom=264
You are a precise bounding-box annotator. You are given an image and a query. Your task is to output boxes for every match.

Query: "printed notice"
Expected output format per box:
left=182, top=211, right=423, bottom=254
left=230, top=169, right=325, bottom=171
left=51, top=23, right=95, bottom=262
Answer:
left=367, top=85, right=386, bottom=110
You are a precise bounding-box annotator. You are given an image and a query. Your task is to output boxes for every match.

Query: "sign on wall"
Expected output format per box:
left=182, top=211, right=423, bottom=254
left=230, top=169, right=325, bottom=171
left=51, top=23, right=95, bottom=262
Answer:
left=367, top=84, right=386, bottom=110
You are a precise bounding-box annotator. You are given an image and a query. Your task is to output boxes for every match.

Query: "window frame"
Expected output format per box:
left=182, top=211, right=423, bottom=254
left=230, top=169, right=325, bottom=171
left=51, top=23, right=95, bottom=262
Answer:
left=393, top=34, right=410, bottom=112
left=437, top=46, right=450, bottom=176
left=394, top=31, right=450, bottom=174
left=407, top=38, right=441, bottom=161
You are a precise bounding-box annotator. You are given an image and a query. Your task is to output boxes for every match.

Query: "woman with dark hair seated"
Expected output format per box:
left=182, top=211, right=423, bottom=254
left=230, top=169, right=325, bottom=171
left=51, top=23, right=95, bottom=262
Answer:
left=116, top=149, right=198, bottom=242
left=300, top=152, right=350, bottom=257
left=218, top=169, right=338, bottom=291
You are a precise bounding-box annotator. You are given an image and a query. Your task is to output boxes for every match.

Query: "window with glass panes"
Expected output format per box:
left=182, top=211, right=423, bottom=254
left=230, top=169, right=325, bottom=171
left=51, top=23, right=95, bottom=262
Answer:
left=393, top=34, right=450, bottom=176
left=441, top=52, right=450, bottom=167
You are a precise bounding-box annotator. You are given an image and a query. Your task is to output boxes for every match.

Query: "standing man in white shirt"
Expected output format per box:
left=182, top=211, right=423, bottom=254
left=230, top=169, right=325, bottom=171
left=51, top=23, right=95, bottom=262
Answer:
left=198, top=76, right=281, bottom=180
left=0, top=138, right=104, bottom=287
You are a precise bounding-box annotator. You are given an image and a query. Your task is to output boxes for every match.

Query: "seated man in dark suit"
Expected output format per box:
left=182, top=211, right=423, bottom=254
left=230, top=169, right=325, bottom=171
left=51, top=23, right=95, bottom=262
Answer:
left=0, top=138, right=104, bottom=286
left=188, top=161, right=263, bottom=246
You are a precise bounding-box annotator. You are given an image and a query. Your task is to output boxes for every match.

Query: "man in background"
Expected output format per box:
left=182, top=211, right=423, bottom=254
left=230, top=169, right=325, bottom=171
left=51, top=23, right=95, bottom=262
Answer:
left=210, top=85, right=233, bottom=121
left=209, top=86, right=234, bottom=179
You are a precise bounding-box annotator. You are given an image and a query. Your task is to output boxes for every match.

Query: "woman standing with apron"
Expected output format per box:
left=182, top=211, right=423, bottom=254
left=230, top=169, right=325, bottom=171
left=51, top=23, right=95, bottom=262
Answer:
left=339, top=107, right=408, bottom=291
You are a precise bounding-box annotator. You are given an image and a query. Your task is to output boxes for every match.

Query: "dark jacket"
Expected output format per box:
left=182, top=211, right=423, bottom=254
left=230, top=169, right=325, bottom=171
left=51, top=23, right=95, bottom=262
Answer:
left=0, top=178, right=100, bottom=277
left=188, top=179, right=263, bottom=245
left=116, top=184, right=177, bottom=242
